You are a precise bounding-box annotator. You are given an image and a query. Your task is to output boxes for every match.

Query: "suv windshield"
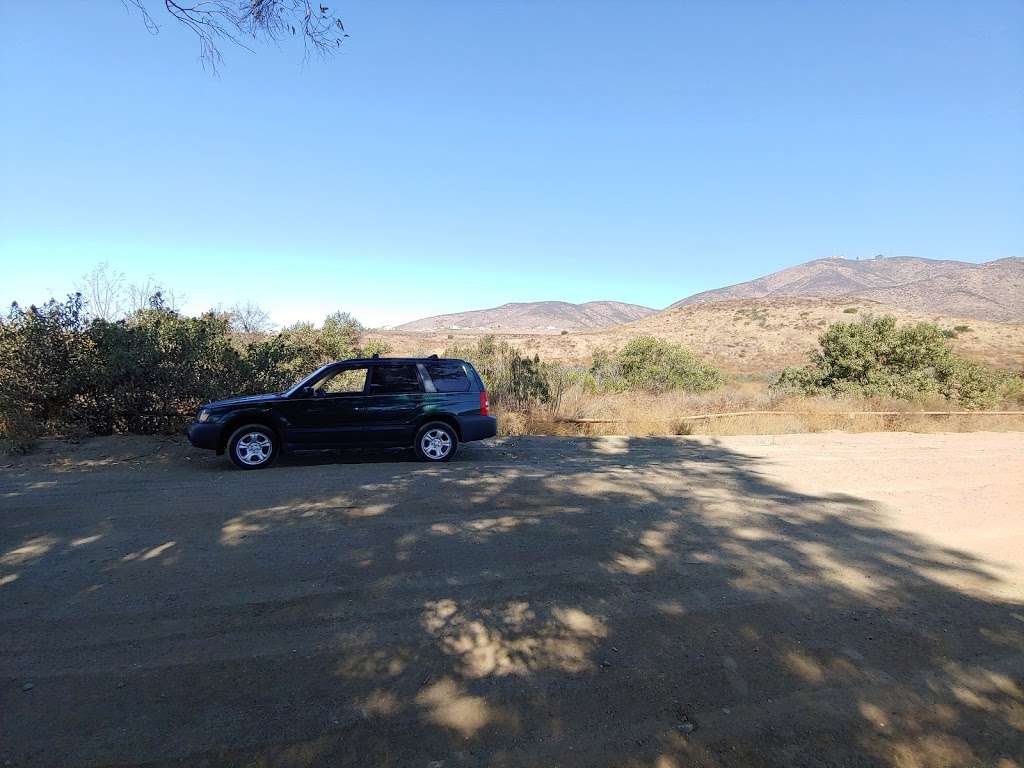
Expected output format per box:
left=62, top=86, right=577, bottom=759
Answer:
left=284, top=363, right=333, bottom=396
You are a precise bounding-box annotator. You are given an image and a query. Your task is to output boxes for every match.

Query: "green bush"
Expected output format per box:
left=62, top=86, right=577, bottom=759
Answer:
left=772, top=365, right=821, bottom=396
left=85, top=305, right=246, bottom=433
left=445, top=335, right=557, bottom=410
left=773, top=315, right=1017, bottom=408
left=0, top=293, right=385, bottom=447
left=612, top=336, right=722, bottom=393
left=0, top=295, right=94, bottom=445
left=240, top=318, right=388, bottom=395
left=586, top=349, right=626, bottom=393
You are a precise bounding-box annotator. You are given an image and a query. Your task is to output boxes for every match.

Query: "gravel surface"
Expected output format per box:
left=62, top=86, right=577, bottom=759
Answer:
left=1, top=432, right=1022, bottom=767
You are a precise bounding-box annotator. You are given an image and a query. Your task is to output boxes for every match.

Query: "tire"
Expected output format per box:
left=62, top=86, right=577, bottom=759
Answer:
left=414, top=422, right=458, bottom=462
left=227, top=424, right=279, bottom=470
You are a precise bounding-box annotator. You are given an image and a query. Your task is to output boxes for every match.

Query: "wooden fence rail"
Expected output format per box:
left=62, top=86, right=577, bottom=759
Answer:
left=554, top=411, right=1024, bottom=425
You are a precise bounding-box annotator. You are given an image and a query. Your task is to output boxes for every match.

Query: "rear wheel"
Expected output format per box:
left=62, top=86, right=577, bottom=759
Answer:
left=414, top=422, right=458, bottom=462
left=227, top=424, right=279, bottom=470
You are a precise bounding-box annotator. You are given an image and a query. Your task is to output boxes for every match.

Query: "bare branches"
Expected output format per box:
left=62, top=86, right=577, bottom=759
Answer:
left=126, top=277, right=186, bottom=315
left=124, top=1, right=349, bottom=73
left=78, top=263, right=126, bottom=321
left=77, top=264, right=187, bottom=320
left=228, top=301, right=274, bottom=339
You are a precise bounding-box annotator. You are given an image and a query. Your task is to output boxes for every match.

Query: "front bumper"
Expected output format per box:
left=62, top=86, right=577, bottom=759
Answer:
left=460, top=415, right=498, bottom=442
left=186, top=422, right=224, bottom=452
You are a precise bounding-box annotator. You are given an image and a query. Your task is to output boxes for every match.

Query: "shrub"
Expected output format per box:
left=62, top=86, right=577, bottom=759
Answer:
left=843, top=307, right=859, bottom=314
left=585, top=349, right=626, bottom=393
left=0, top=295, right=95, bottom=440
left=773, top=365, right=821, bottom=396
left=445, top=335, right=556, bottom=411
left=0, top=292, right=385, bottom=444
left=261, top=311, right=363, bottom=383
left=772, top=315, right=1015, bottom=408
left=581, top=339, right=722, bottom=395
left=614, top=336, right=722, bottom=393
left=359, top=338, right=394, bottom=359
left=0, top=402, right=42, bottom=453
left=85, top=306, right=246, bottom=433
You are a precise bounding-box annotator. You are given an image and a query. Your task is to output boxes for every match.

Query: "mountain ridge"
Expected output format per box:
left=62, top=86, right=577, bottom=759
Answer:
left=394, top=300, right=656, bottom=333
left=392, top=256, right=1023, bottom=330
left=670, top=256, right=1023, bottom=322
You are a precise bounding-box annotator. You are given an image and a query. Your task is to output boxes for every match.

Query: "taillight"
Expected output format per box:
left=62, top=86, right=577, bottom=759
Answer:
left=480, top=390, right=490, bottom=416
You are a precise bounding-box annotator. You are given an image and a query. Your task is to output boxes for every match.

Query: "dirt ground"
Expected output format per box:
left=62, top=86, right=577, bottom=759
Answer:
left=1, top=433, right=1022, bottom=767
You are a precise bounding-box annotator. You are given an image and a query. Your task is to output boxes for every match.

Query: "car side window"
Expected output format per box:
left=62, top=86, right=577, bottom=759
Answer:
left=368, top=364, right=421, bottom=394
left=425, top=361, right=471, bottom=393
left=319, top=367, right=368, bottom=395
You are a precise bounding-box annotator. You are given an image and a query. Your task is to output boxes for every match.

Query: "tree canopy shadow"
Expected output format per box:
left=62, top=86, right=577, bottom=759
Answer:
left=1, top=435, right=1022, bottom=767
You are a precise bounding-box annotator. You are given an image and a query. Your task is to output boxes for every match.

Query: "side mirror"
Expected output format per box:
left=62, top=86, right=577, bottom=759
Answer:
left=299, top=386, right=316, bottom=398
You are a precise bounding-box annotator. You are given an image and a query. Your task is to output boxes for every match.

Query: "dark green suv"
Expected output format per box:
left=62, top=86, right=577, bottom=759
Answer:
left=186, top=356, right=495, bottom=469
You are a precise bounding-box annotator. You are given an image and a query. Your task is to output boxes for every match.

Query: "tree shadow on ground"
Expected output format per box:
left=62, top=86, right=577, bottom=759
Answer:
left=1, top=436, right=1022, bottom=767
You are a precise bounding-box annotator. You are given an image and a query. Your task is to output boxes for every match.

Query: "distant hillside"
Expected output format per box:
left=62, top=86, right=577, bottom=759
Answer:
left=372, top=297, right=1024, bottom=375
left=671, top=256, right=1024, bottom=322
left=395, top=300, right=656, bottom=333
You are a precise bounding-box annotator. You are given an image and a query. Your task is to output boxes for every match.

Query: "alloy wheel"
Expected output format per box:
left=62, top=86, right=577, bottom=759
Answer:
left=235, top=431, right=273, bottom=466
left=420, top=428, right=452, bottom=460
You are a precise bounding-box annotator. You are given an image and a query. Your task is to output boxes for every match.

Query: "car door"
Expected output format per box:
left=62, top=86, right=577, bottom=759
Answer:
left=278, top=365, right=370, bottom=446
left=360, top=362, right=425, bottom=444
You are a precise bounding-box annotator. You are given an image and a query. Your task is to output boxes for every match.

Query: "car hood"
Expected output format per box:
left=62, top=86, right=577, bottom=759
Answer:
left=206, top=393, right=282, bottom=410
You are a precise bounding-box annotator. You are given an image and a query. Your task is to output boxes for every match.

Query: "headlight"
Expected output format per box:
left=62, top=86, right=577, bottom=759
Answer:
left=198, top=409, right=210, bottom=423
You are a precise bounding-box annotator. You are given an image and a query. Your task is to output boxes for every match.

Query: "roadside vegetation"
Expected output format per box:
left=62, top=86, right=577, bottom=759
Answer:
left=0, top=293, right=390, bottom=452
left=447, top=320, right=1022, bottom=437
left=445, top=334, right=725, bottom=430
left=772, top=316, right=1021, bottom=409
left=2, top=276, right=1021, bottom=452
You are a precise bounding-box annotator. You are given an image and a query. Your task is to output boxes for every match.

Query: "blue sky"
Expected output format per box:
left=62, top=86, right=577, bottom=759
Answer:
left=1, top=1, right=1021, bottom=327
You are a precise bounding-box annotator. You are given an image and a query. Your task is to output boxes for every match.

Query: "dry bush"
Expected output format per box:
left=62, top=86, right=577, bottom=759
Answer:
left=0, top=404, right=41, bottom=454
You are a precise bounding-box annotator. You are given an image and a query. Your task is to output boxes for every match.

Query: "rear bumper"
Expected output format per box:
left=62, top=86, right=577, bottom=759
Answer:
left=459, top=415, right=497, bottom=442
left=186, top=422, right=224, bottom=452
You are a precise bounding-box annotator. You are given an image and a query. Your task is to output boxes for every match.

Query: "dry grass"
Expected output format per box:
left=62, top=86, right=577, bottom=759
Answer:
left=495, top=382, right=1024, bottom=437
left=373, top=297, right=1024, bottom=438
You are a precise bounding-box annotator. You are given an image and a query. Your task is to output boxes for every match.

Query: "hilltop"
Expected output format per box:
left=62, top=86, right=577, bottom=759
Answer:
left=671, top=256, right=1023, bottom=323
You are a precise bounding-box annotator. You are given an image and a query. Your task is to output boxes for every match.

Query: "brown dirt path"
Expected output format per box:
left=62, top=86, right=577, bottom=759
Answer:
left=1, top=433, right=1022, bottom=767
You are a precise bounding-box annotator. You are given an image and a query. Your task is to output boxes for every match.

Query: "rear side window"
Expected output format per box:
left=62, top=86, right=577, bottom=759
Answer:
left=369, top=364, right=422, bottom=394
left=425, top=361, right=472, bottom=393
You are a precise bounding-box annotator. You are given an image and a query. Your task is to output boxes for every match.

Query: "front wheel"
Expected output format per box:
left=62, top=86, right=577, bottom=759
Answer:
left=227, top=424, right=279, bottom=470
left=414, top=422, right=458, bottom=462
